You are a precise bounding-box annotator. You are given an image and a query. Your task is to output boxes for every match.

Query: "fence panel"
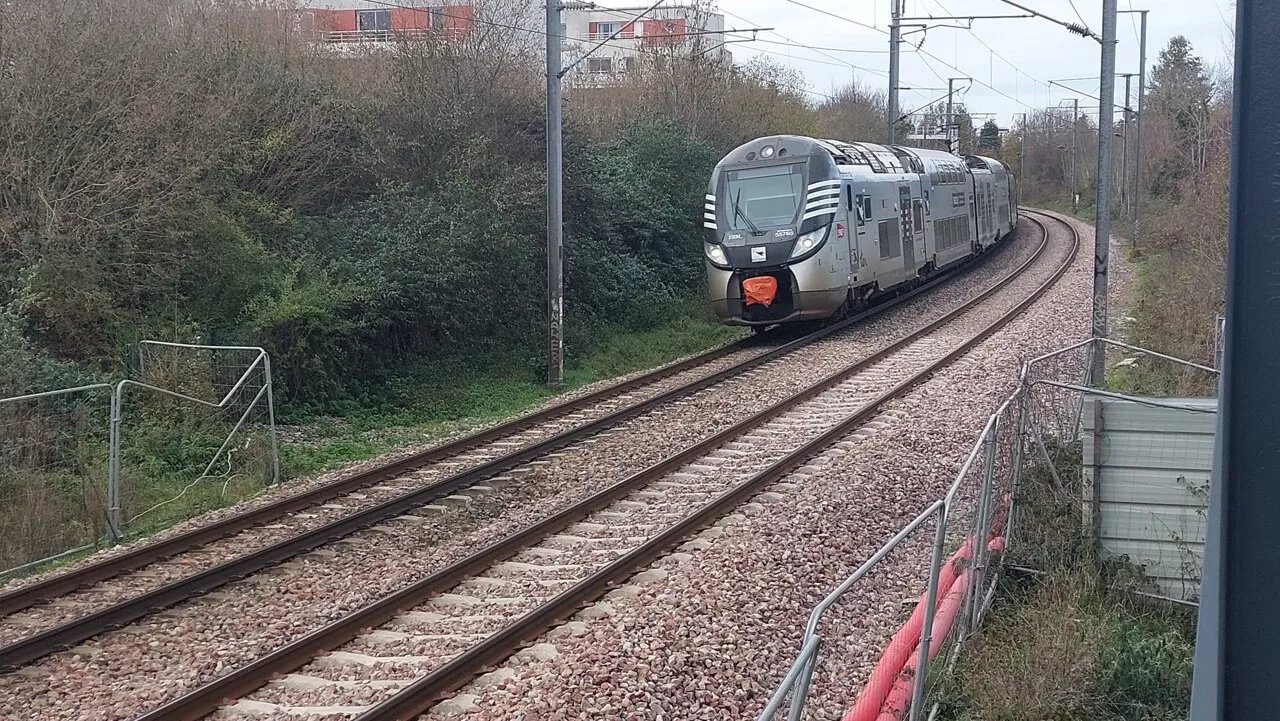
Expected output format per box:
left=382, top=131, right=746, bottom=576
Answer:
left=1, top=385, right=113, bottom=576
left=112, top=342, right=279, bottom=536
left=1082, top=393, right=1216, bottom=601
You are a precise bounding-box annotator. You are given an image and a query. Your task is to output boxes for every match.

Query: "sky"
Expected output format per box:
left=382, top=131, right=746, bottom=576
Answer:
left=714, top=0, right=1235, bottom=127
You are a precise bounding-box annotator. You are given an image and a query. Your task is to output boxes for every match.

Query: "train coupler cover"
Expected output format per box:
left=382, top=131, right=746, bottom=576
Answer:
left=742, top=276, right=778, bottom=307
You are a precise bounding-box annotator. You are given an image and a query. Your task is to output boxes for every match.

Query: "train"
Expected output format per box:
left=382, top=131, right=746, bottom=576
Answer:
left=702, top=136, right=1018, bottom=328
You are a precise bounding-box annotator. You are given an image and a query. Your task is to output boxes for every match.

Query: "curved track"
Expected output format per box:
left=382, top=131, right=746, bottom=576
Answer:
left=0, top=222, right=1028, bottom=671
left=128, top=211, right=1076, bottom=721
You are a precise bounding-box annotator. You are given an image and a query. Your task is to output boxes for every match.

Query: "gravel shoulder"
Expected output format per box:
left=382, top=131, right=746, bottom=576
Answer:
left=429, top=211, right=1100, bottom=721
left=0, top=219, right=1045, bottom=721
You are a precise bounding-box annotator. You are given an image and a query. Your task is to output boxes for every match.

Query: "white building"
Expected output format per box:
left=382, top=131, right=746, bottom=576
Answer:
left=560, top=5, right=729, bottom=77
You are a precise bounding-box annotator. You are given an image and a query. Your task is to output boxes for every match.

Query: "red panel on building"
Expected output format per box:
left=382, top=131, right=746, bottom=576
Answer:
left=444, top=5, right=474, bottom=33
left=643, top=17, right=686, bottom=43
left=391, top=7, right=427, bottom=30
left=310, top=8, right=356, bottom=32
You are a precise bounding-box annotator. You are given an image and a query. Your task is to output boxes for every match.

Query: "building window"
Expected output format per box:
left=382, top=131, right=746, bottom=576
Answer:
left=430, top=7, right=445, bottom=30
left=588, top=21, right=620, bottom=40
left=357, top=9, right=391, bottom=32
left=621, top=57, right=635, bottom=72
left=587, top=57, right=612, bottom=73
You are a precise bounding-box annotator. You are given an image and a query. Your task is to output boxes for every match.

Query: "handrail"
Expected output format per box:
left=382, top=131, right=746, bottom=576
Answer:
left=756, top=499, right=944, bottom=721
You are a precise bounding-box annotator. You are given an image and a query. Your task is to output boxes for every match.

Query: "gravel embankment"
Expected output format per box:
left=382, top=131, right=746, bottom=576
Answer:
left=422, top=211, right=1099, bottom=721
left=0, top=219, right=1048, bottom=721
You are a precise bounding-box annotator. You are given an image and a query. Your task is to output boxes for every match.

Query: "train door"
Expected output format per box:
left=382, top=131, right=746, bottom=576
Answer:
left=848, top=186, right=872, bottom=280
left=968, top=188, right=979, bottom=250
left=898, top=185, right=915, bottom=276
left=911, top=183, right=927, bottom=274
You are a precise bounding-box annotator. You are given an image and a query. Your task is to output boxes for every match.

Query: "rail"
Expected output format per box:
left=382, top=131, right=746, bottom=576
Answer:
left=137, top=210, right=1065, bottom=721
left=757, top=210, right=1078, bottom=721
left=0, top=222, right=1019, bottom=661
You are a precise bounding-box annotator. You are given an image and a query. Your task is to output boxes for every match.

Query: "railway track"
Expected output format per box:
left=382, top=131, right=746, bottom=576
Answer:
left=0, top=222, right=1027, bottom=672
left=120, top=211, right=1076, bottom=721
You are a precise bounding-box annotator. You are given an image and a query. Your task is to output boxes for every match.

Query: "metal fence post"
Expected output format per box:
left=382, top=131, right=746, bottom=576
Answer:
left=263, top=353, right=281, bottom=485
left=971, top=419, right=1000, bottom=630
left=786, top=639, right=821, bottom=721
left=1006, top=396, right=1028, bottom=549
left=106, top=384, right=123, bottom=540
left=909, top=510, right=949, bottom=721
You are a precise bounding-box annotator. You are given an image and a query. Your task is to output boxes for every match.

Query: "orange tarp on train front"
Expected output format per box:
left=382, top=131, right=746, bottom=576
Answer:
left=742, top=276, right=778, bottom=306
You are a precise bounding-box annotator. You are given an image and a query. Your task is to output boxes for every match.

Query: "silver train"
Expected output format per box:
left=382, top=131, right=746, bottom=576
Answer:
left=703, top=136, right=1018, bottom=327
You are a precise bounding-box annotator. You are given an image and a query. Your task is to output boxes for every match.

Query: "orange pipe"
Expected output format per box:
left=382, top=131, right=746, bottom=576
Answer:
left=841, top=539, right=975, bottom=721
left=872, top=568, right=974, bottom=721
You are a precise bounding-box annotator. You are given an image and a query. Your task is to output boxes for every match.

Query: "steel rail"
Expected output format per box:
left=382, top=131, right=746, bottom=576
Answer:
left=0, top=340, right=756, bottom=616
left=0, top=224, right=1021, bottom=669
left=134, top=214, right=1068, bottom=721
left=0, top=214, right=1025, bottom=620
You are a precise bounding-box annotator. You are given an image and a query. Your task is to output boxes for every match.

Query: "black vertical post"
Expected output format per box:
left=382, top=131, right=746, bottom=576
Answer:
left=1191, top=2, right=1280, bottom=718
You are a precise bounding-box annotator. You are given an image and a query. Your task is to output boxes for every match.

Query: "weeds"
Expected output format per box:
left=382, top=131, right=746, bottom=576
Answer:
left=933, top=439, right=1195, bottom=721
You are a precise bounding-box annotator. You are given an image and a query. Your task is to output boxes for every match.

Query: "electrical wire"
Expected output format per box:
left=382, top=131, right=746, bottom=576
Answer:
left=1066, top=0, right=1090, bottom=30
left=922, top=0, right=1051, bottom=102
left=351, top=0, right=837, bottom=99
left=778, top=0, right=1045, bottom=112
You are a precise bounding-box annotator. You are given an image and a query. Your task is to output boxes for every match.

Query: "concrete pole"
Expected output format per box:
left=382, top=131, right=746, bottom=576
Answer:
left=1071, top=97, right=1079, bottom=212
left=546, top=1, right=564, bottom=386
left=946, top=77, right=956, bottom=154
left=1091, top=0, right=1117, bottom=387
left=1133, top=10, right=1148, bottom=247
left=1121, top=74, right=1132, bottom=217
left=888, top=0, right=901, bottom=144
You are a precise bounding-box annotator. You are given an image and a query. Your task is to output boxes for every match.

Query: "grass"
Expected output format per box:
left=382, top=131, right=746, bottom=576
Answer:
left=279, top=297, right=744, bottom=479
left=0, top=297, right=741, bottom=581
left=931, top=443, right=1196, bottom=721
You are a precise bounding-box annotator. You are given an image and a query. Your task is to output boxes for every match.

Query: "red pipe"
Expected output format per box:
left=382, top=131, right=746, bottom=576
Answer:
left=872, top=568, right=974, bottom=721
left=841, top=539, right=976, bottom=721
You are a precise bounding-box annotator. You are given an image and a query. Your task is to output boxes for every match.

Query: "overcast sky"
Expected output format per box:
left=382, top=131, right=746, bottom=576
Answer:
left=715, top=0, right=1234, bottom=127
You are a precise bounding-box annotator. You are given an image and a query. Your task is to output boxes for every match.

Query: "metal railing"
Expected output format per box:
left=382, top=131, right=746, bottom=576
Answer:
left=111, top=342, right=280, bottom=534
left=319, top=28, right=465, bottom=43
left=1, top=384, right=114, bottom=575
left=757, top=336, right=1219, bottom=721
left=2, top=342, right=279, bottom=577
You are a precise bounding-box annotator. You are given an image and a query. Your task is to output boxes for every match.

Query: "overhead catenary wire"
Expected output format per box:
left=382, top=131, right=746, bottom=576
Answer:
left=773, top=0, right=1045, bottom=112
left=922, top=0, right=1052, bottom=99
left=352, top=0, right=837, bottom=99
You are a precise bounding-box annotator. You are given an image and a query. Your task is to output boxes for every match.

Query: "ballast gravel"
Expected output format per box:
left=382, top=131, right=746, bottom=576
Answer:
left=424, top=211, right=1108, bottom=721
left=0, top=217, right=1056, bottom=721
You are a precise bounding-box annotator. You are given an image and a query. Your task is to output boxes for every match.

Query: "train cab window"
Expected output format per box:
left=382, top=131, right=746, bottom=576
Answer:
left=862, top=196, right=873, bottom=224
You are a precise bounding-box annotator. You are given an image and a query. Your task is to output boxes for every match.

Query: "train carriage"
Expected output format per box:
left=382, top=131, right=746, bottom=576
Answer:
left=703, top=135, right=1017, bottom=328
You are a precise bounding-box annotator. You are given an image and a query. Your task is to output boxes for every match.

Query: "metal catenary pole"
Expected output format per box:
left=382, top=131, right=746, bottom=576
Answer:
left=1091, top=0, right=1117, bottom=387
left=1018, top=112, right=1028, bottom=191
left=1071, top=97, right=1079, bottom=211
left=1134, top=10, right=1147, bottom=247
left=946, top=78, right=954, bottom=153
left=1120, top=74, right=1132, bottom=217
left=545, top=0, right=565, bottom=386
left=887, top=0, right=902, bottom=144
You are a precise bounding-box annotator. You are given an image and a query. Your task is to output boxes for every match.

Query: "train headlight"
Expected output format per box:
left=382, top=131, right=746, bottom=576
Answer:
left=789, top=223, right=832, bottom=259
left=704, top=242, right=729, bottom=266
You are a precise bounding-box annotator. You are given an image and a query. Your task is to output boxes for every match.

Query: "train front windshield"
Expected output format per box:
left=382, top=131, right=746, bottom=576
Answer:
left=724, top=164, right=804, bottom=232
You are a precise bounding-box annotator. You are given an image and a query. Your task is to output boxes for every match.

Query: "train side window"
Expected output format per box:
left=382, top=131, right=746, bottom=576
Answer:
left=853, top=193, right=865, bottom=225
left=912, top=199, right=924, bottom=232
left=862, top=196, right=873, bottom=224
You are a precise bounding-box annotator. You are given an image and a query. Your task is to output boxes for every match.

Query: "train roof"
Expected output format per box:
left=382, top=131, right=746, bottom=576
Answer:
left=715, top=135, right=1009, bottom=179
